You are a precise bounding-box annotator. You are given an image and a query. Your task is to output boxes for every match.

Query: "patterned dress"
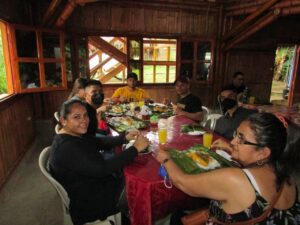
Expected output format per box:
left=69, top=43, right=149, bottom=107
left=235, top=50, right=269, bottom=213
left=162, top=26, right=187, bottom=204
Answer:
left=207, top=169, right=300, bottom=225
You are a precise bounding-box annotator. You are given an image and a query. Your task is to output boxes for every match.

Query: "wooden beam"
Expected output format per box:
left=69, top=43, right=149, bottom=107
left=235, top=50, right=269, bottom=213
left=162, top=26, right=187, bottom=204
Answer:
left=55, top=0, right=78, bottom=28
left=224, top=9, right=281, bottom=51
left=90, top=56, right=112, bottom=74
left=223, top=0, right=281, bottom=41
left=42, top=0, right=63, bottom=26
left=99, top=64, right=126, bottom=83
left=88, top=36, right=127, bottom=64
left=282, top=6, right=300, bottom=15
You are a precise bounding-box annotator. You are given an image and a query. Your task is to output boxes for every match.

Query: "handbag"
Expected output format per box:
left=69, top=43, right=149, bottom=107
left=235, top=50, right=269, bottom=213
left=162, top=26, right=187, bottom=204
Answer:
left=181, top=208, right=210, bottom=225
left=182, top=185, right=283, bottom=225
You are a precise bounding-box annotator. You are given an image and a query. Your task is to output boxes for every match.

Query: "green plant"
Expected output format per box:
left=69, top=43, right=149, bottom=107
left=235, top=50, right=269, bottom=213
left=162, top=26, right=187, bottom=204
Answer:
left=0, top=33, right=8, bottom=94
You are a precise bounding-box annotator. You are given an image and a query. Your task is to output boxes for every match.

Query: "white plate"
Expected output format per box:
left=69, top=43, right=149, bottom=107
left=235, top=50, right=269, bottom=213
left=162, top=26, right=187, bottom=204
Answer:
left=124, top=140, right=151, bottom=155
left=187, top=130, right=205, bottom=136
left=216, top=150, right=232, bottom=161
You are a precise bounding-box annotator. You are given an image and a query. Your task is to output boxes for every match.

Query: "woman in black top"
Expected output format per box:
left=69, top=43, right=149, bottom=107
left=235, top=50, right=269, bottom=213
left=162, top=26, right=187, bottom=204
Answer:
left=49, top=99, right=149, bottom=225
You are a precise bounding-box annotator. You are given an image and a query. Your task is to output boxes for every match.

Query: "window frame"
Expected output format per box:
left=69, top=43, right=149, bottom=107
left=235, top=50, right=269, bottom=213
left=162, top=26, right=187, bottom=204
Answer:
left=8, top=24, right=67, bottom=93
left=178, top=38, right=215, bottom=84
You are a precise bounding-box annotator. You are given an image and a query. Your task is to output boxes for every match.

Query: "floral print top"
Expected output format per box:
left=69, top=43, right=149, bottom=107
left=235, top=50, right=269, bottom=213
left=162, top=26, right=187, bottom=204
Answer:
left=207, top=170, right=300, bottom=225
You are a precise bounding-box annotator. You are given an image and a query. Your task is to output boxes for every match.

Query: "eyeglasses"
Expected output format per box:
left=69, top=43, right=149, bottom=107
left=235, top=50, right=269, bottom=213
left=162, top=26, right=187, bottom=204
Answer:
left=233, top=131, right=263, bottom=147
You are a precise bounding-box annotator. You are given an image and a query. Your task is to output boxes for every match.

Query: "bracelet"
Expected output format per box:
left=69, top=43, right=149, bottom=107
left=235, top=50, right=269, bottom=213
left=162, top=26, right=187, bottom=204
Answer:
left=162, top=158, right=170, bottom=165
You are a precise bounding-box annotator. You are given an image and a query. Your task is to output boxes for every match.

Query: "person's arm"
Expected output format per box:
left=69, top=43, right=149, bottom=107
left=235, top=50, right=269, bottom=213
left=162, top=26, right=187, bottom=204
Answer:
left=155, top=147, right=240, bottom=201
left=176, top=109, right=203, bottom=122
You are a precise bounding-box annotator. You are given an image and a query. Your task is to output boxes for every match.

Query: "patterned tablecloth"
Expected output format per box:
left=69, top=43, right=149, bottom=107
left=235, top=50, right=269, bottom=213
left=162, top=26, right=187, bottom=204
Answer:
left=122, top=115, right=220, bottom=225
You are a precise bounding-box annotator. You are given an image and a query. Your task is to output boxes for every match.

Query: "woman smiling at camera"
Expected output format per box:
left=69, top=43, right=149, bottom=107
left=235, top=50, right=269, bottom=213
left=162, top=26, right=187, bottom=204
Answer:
left=49, top=99, right=149, bottom=225
left=156, top=112, right=300, bottom=224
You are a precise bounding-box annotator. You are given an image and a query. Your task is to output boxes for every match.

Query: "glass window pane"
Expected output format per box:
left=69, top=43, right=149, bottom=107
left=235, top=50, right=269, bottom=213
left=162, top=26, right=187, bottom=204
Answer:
left=106, top=71, right=126, bottom=84
left=180, top=63, right=193, bottom=79
left=196, top=63, right=210, bottom=81
left=156, top=46, right=168, bottom=61
left=170, top=46, right=176, bottom=61
left=15, top=30, right=37, bottom=57
left=79, top=38, right=87, bottom=59
left=45, top=63, right=62, bottom=87
left=19, top=62, right=40, bottom=89
left=130, top=40, right=140, bottom=60
left=143, top=42, right=176, bottom=62
left=169, top=66, right=176, bottom=83
left=156, top=65, right=167, bottom=83
left=129, top=61, right=140, bottom=79
left=42, top=32, right=61, bottom=58
left=181, top=42, right=193, bottom=60
left=143, top=44, right=153, bottom=61
left=143, top=65, right=153, bottom=83
left=197, top=42, right=211, bottom=60
left=0, top=28, right=8, bottom=94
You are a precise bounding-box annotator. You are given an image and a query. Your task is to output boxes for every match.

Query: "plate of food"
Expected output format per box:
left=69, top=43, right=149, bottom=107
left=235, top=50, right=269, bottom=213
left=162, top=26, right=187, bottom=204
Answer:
left=124, top=140, right=151, bottom=155
left=169, top=144, right=234, bottom=174
left=181, top=124, right=205, bottom=135
left=107, top=116, right=149, bottom=133
left=106, top=105, right=128, bottom=116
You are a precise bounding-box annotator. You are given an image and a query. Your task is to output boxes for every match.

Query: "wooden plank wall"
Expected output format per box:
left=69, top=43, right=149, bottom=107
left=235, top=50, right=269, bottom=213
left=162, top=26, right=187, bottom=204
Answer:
left=0, top=95, right=35, bottom=187
left=68, top=4, right=219, bottom=37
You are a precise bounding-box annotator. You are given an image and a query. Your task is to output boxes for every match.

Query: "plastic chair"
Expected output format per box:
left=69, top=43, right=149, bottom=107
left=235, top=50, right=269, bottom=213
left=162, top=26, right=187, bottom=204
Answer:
left=200, top=106, right=210, bottom=126
left=54, top=111, right=59, bottom=122
left=39, top=147, right=73, bottom=225
left=204, top=113, right=222, bottom=130
left=39, top=147, right=121, bottom=225
left=55, top=124, right=61, bottom=134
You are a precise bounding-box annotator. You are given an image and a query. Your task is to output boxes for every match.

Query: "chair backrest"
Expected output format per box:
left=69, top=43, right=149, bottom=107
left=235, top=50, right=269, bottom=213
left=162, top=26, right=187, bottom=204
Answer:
left=55, top=124, right=61, bottom=134
left=38, top=147, right=70, bottom=209
left=205, top=113, right=222, bottom=130
left=54, top=112, right=60, bottom=122
left=201, top=106, right=210, bottom=126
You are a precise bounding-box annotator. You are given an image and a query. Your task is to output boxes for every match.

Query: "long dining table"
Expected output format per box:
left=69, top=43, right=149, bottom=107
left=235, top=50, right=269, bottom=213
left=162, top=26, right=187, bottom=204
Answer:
left=120, top=115, right=222, bottom=225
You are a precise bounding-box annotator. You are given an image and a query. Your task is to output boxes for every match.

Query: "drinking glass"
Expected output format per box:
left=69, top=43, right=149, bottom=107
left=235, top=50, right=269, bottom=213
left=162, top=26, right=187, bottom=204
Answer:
left=203, top=132, right=213, bottom=148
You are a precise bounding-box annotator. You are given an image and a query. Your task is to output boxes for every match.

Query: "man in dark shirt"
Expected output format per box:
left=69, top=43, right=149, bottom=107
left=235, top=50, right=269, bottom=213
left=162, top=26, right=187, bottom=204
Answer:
left=223, top=71, right=246, bottom=95
left=84, top=79, right=106, bottom=136
left=214, top=88, right=256, bottom=140
left=172, top=76, right=203, bottom=122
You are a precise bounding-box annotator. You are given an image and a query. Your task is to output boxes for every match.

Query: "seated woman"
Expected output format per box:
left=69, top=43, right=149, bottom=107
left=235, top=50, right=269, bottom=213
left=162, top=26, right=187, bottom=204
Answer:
left=68, top=77, right=88, bottom=100
left=155, top=112, right=300, bottom=224
left=49, top=99, right=149, bottom=225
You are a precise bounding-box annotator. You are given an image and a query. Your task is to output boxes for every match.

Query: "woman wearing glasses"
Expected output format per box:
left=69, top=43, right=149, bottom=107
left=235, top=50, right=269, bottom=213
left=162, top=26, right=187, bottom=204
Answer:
left=155, top=112, right=300, bottom=224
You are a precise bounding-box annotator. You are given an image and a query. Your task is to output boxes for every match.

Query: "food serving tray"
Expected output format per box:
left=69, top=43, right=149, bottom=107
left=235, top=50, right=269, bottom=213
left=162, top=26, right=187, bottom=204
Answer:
left=107, top=116, right=149, bottom=133
left=169, top=144, right=234, bottom=174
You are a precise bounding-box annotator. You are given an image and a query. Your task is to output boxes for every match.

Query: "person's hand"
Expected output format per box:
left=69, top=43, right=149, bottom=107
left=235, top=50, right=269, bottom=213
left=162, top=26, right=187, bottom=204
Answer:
left=155, top=145, right=170, bottom=163
left=133, top=134, right=150, bottom=152
left=125, top=130, right=139, bottom=141
left=119, top=96, right=126, bottom=103
left=97, top=105, right=109, bottom=114
left=211, top=139, right=233, bottom=154
left=172, top=103, right=184, bottom=115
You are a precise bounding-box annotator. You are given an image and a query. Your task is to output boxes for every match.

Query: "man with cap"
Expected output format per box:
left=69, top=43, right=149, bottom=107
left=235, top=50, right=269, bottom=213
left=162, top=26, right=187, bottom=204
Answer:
left=111, top=72, right=151, bottom=103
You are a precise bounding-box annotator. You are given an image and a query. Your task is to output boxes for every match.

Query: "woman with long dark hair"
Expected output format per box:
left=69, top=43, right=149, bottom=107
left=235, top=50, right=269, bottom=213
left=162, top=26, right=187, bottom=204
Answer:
left=156, top=112, right=300, bottom=224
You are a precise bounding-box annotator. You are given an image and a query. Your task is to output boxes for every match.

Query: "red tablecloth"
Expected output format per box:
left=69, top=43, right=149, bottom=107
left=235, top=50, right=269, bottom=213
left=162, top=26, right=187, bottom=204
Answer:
left=123, top=115, right=220, bottom=225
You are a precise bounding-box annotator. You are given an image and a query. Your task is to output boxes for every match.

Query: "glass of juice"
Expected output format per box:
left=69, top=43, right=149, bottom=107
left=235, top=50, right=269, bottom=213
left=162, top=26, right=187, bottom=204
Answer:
left=203, top=132, right=213, bottom=148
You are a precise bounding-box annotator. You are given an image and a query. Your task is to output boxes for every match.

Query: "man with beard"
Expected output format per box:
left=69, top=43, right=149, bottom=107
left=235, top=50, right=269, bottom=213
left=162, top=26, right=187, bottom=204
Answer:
left=214, top=88, right=256, bottom=140
left=111, top=72, right=151, bottom=103
left=84, top=79, right=107, bottom=136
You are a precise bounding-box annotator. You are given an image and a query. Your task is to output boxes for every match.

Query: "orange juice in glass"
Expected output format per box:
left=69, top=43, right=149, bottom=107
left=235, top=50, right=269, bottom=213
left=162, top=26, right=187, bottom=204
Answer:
left=158, top=128, right=167, bottom=144
left=203, top=132, right=213, bottom=148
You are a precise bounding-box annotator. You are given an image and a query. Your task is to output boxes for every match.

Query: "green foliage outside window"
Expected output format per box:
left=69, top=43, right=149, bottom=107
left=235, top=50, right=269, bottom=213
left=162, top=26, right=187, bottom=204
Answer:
left=0, top=30, right=8, bottom=94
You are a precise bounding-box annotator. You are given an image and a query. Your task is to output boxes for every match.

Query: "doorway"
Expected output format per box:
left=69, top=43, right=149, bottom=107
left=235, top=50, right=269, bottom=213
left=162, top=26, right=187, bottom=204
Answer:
left=270, top=45, right=296, bottom=106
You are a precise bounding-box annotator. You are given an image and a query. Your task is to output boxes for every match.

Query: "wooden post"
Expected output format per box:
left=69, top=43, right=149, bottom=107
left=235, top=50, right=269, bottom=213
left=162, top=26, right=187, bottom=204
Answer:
left=42, top=0, right=63, bottom=26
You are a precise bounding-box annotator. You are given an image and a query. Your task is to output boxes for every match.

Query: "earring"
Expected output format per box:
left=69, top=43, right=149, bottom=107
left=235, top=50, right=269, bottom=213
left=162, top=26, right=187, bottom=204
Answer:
left=256, top=159, right=264, bottom=166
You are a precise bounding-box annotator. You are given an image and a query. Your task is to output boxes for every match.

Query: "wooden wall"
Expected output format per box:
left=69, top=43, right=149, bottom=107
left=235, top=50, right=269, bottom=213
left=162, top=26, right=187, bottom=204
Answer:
left=0, top=95, right=35, bottom=188
left=67, top=3, right=220, bottom=37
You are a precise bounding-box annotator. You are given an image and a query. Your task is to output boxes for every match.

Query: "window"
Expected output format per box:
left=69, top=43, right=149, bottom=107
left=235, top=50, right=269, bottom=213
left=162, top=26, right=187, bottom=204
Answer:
left=0, top=21, right=12, bottom=99
left=179, top=39, right=213, bottom=83
left=88, top=37, right=176, bottom=84
left=9, top=24, right=67, bottom=93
